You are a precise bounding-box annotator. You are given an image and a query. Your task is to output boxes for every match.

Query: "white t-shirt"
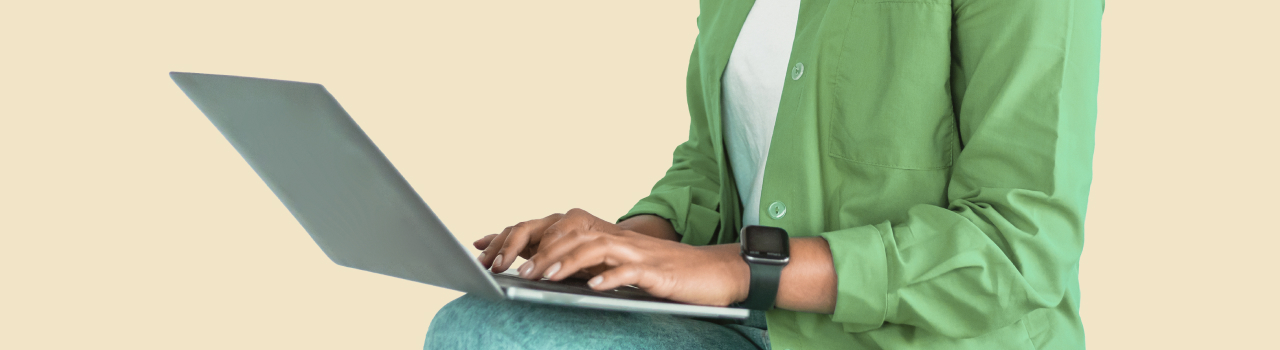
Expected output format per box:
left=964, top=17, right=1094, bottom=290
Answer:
left=721, top=0, right=802, bottom=227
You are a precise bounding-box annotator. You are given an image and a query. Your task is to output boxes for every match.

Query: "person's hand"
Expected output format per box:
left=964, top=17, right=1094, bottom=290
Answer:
left=473, top=209, right=628, bottom=273
left=515, top=209, right=750, bottom=307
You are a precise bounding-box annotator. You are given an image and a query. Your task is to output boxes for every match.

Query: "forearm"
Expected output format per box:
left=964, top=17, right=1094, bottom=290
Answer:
left=619, top=217, right=837, bottom=312
left=774, top=237, right=837, bottom=314
left=712, top=237, right=837, bottom=313
left=618, top=214, right=681, bottom=242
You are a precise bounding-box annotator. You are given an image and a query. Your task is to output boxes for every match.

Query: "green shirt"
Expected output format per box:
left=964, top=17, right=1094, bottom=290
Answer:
left=621, top=0, right=1102, bottom=348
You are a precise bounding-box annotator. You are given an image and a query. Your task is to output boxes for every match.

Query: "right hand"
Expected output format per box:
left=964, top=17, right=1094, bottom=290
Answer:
left=475, top=209, right=674, bottom=274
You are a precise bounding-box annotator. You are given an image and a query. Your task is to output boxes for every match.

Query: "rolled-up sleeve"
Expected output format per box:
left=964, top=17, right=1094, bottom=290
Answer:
left=621, top=40, right=724, bottom=246
left=821, top=0, right=1102, bottom=338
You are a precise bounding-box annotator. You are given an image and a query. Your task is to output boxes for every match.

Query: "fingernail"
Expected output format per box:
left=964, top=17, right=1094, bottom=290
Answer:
left=478, top=252, right=486, bottom=261
left=493, top=254, right=504, bottom=267
left=588, top=276, right=603, bottom=287
left=543, top=262, right=561, bottom=279
left=518, top=261, right=533, bottom=277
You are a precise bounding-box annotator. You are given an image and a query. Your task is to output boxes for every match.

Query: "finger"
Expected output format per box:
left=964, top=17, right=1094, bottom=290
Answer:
left=538, top=238, right=619, bottom=281
left=588, top=264, right=648, bottom=292
left=494, top=215, right=559, bottom=272
left=473, top=234, right=498, bottom=250
left=526, top=233, right=640, bottom=281
left=519, top=227, right=595, bottom=278
left=538, top=218, right=570, bottom=247
left=480, top=227, right=513, bottom=270
left=517, top=228, right=583, bottom=279
left=594, top=262, right=676, bottom=298
left=574, top=265, right=608, bottom=279
left=519, top=245, right=537, bottom=260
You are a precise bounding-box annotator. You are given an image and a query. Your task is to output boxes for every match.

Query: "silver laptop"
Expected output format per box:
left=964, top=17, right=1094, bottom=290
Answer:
left=170, top=72, right=749, bottom=320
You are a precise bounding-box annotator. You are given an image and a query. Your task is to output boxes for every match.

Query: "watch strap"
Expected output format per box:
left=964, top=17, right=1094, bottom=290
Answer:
left=741, top=261, right=784, bottom=310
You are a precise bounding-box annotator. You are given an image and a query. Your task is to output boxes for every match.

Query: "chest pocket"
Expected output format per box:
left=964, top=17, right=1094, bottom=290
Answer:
left=827, top=1, right=957, bottom=170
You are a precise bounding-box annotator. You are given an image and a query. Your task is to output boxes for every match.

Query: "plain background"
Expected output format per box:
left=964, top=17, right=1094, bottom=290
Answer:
left=2, top=0, right=1276, bottom=348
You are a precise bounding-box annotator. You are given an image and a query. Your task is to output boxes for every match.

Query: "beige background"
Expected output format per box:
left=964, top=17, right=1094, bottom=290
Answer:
left=2, top=0, right=1276, bottom=348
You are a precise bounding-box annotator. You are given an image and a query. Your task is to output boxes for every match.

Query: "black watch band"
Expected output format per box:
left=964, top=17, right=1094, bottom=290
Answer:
left=741, top=260, right=784, bottom=310
left=738, top=225, right=790, bottom=310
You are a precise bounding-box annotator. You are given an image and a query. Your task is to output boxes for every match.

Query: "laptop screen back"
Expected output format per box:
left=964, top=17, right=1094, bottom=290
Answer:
left=171, top=72, right=501, bottom=299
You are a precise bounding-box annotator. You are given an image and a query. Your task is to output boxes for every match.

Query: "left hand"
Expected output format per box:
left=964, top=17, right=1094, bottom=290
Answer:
left=514, top=209, right=750, bottom=307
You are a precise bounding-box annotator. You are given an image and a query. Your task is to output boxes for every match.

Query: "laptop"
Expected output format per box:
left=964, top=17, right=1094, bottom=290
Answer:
left=170, top=72, right=749, bottom=320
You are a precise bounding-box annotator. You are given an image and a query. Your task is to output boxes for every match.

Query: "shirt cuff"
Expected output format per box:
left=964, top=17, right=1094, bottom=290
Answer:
left=819, top=222, right=892, bottom=333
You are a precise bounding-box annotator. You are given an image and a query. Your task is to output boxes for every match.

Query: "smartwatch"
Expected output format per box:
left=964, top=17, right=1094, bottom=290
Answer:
left=738, top=225, right=790, bottom=310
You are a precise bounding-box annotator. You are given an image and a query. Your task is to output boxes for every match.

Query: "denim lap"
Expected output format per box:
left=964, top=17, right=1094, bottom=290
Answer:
left=425, top=294, right=769, bottom=350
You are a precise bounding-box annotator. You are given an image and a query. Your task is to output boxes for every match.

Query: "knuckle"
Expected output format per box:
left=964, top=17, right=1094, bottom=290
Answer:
left=566, top=229, right=584, bottom=239
left=576, top=229, right=599, bottom=241
left=590, top=236, right=612, bottom=249
left=543, top=228, right=560, bottom=238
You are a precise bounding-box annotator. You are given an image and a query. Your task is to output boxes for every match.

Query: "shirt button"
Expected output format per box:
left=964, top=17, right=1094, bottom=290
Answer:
left=791, top=62, right=804, bottom=80
left=768, top=201, right=787, bottom=219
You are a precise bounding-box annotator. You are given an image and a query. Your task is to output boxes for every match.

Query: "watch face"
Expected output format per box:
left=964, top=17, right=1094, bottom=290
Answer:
left=742, top=226, right=789, bottom=261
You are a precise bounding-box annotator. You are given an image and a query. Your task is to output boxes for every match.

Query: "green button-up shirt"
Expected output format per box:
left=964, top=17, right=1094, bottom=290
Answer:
left=621, top=0, right=1102, bottom=348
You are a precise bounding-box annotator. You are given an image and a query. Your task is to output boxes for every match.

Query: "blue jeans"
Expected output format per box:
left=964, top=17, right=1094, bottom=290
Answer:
left=425, top=294, right=770, bottom=350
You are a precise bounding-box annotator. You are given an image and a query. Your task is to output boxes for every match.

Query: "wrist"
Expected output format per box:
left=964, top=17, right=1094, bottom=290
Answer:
left=732, top=249, right=751, bottom=304
left=701, top=244, right=751, bottom=304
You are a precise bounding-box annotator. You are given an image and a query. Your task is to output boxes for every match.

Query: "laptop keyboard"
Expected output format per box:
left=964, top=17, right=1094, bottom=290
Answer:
left=490, top=272, right=670, bottom=303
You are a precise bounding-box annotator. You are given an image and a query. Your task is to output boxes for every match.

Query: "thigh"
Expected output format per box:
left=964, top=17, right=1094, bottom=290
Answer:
left=425, top=294, right=765, bottom=350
